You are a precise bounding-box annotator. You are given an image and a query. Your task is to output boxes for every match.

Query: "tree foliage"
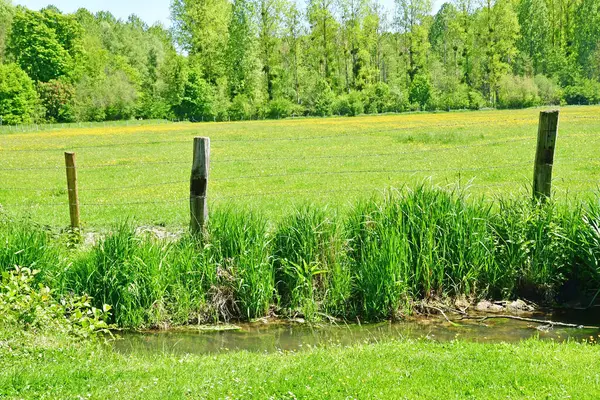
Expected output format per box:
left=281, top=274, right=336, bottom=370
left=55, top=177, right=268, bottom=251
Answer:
left=0, top=63, right=38, bottom=124
left=0, top=1, right=599, bottom=124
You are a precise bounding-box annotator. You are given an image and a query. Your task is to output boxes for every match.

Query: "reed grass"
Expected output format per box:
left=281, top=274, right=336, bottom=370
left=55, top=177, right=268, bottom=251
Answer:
left=1, top=186, right=599, bottom=327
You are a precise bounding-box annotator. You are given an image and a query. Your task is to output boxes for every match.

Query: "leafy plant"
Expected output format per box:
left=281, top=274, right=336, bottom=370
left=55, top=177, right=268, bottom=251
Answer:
left=0, top=266, right=111, bottom=338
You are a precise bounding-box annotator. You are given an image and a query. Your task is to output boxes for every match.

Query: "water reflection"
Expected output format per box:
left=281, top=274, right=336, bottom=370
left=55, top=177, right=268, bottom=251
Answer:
left=112, top=314, right=599, bottom=356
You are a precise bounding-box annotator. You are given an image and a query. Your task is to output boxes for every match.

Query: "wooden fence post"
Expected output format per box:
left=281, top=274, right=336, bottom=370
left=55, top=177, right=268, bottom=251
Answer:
left=533, top=110, right=559, bottom=202
left=190, top=137, right=210, bottom=234
left=64, top=152, right=80, bottom=229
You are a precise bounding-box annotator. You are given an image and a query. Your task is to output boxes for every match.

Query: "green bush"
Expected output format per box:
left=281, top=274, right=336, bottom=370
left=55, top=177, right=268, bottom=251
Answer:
left=534, top=75, right=562, bottom=105
left=0, top=267, right=111, bottom=338
left=263, top=97, right=301, bottom=119
left=37, top=78, right=75, bottom=122
left=363, top=82, right=392, bottom=114
left=563, top=79, right=600, bottom=105
left=229, top=94, right=256, bottom=120
left=409, top=74, right=433, bottom=109
left=468, top=90, right=485, bottom=110
left=333, top=92, right=364, bottom=116
left=497, top=75, right=540, bottom=109
left=312, top=80, right=335, bottom=116
left=0, top=63, right=39, bottom=124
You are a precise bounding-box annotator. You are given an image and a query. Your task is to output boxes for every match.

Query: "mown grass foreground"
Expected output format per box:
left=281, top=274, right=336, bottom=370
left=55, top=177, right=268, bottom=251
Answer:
left=1, top=106, right=599, bottom=227
left=2, top=337, right=600, bottom=399
left=2, top=186, right=599, bottom=328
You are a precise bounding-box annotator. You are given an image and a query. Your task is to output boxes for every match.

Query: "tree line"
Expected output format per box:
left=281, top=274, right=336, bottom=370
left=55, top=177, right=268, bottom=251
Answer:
left=0, top=0, right=599, bottom=125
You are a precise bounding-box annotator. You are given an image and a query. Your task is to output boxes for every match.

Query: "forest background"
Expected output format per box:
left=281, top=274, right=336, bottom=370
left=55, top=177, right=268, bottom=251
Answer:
left=0, top=0, right=599, bottom=124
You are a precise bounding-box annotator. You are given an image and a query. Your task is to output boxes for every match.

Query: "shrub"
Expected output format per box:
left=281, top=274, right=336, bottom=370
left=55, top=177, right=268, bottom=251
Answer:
left=229, top=94, right=255, bottom=120
left=409, top=74, right=433, bottom=109
left=333, top=92, right=363, bottom=116
left=263, top=97, right=301, bottom=119
left=0, top=267, right=111, bottom=338
left=563, top=79, right=600, bottom=105
left=37, top=78, right=75, bottom=122
left=387, top=85, right=410, bottom=112
left=332, top=95, right=351, bottom=116
left=73, top=70, right=137, bottom=122
left=312, top=80, right=335, bottom=116
left=0, top=63, right=39, bottom=124
left=363, top=82, right=392, bottom=114
left=497, top=74, right=540, bottom=109
left=438, top=84, right=470, bottom=110
left=534, top=75, right=562, bottom=105
left=468, top=90, right=485, bottom=110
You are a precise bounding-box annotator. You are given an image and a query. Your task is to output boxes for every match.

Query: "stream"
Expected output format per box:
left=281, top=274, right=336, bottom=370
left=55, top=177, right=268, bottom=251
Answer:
left=112, top=309, right=600, bottom=356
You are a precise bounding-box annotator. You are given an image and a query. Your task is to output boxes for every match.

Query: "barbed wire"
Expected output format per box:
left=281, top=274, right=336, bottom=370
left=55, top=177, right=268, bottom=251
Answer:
left=211, top=162, right=533, bottom=182
left=0, top=180, right=189, bottom=192
left=0, top=136, right=537, bottom=171
left=3, top=117, right=599, bottom=153
left=2, top=198, right=188, bottom=207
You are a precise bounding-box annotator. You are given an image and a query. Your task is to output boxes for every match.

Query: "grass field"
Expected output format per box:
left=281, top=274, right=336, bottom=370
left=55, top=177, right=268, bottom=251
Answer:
left=1, top=106, right=599, bottom=227
left=2, top=336, right=600, bottom=399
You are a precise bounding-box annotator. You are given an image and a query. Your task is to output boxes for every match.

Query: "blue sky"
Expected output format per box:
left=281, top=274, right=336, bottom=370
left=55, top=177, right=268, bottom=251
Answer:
left=16, top=0, right=445, bottom=27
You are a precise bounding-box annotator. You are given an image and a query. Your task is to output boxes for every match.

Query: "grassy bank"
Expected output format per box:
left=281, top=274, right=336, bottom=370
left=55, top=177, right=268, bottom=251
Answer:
left=1, top=106, right=599, bottom=227
left=2, top=186, right=599, bottom=328
left=2, top=336, right=600, bottom=399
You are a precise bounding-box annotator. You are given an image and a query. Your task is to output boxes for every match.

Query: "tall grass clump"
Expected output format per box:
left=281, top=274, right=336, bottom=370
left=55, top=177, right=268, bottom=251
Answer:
left=206, top=208, right=273, bottom=320
left=346, top=187, right=496, bottom=320
left=273, top=206, right=350, bottom=319
left=573, top=200, right=600, bottom=298
left=490, top=198, right=600, bottom=302
left=160, top=235, right=218, bottom=324
left=0, top=216, right=61, bottom=282
left=62, top=224, right=170, bottom=327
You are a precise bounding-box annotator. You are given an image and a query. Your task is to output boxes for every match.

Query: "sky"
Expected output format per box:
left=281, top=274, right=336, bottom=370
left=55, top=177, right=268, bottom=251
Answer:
left=15, top=0, right=445, bottom=27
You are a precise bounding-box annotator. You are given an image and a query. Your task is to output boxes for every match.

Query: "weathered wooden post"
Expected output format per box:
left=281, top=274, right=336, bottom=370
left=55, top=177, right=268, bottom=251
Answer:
left=190, top=137, right=210, bottom=234
left=64, top=152, right=80, bottom=229
left=533, top=110, right=559, bottom=202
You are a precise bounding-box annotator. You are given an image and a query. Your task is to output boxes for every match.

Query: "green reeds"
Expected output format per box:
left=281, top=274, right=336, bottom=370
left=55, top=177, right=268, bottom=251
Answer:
left=273, top=206, right=350, bottom=319
left=1, top=187, right=599, bottom=328
left=0, top=216, right=61, bottom=282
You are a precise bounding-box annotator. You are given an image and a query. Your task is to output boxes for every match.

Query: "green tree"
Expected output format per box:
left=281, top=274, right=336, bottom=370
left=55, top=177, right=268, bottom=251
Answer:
left=173, top=67, right=217, bottom=120
left=281, top=0, right=304, bottom=103
left=574, top=0, right=600, bottom=79
left=226, top=0, right=260, bottom=99
left=37, top=79, right=75, bottom=122
left=0, top=63, right=39, bottom=124
left=7, top=7, right=77, bottom=82
left=516, top=0, right=551, bottom=74
left=171, top=0, right=231, bottom=84
left=0, top=0, right=13, bottom=61
left=307, top=0, right=338, bottom=85
left=409, top=72, right=432, bottom=108
left=394, top=0, right=432, bottom=83
left=475, top=0, right=520, bottom=104
left=256, top=0, right=283, bottom=100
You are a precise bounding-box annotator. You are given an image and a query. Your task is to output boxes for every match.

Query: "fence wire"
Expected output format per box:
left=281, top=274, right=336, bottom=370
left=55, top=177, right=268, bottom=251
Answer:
left=1, top=127, right=598, bottom=212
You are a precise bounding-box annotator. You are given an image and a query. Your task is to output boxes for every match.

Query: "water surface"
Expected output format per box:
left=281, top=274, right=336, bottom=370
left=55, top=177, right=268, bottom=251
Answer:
left=113, top=311, right=599, bottom=356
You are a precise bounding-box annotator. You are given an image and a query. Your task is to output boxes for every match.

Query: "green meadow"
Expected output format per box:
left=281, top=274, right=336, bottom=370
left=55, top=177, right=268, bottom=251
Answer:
left=1, top=106, right=599, bottom=228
